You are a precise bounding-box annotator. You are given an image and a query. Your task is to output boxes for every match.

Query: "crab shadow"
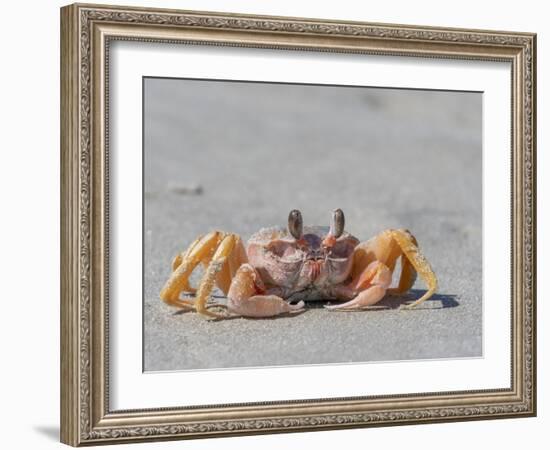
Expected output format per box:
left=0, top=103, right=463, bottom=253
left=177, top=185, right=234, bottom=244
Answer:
left=171, top=295, right=308, bottom=321
left=306, top=289, right=459, bottom=312
left=173, top=309, right=307, bottom=322
left=171, top=290, right=459, bottom=320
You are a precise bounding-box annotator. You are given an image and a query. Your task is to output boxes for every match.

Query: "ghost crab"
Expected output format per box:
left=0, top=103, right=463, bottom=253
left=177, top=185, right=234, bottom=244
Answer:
left=160, top=209, right=437, bottom=319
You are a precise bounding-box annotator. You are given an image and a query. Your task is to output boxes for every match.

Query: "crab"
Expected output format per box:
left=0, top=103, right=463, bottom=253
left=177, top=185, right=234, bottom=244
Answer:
left=160, top=209, right=438, bottom=319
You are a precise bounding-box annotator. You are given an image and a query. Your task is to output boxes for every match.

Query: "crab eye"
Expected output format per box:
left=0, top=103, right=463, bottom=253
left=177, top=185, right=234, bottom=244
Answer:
left=288, top=209, right=303, bottom=240
left=330, top=209, right=345, bottom=238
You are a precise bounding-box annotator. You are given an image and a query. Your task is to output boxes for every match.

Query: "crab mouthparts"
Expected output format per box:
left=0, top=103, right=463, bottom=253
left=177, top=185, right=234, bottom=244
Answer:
left=300, top=233, right=332, bottom=262
left=304, top=259, right=324, bottom=280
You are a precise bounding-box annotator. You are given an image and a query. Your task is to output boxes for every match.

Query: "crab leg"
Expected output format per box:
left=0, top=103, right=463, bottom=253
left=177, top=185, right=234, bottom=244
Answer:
left=227, top=264, right=304, bottom=317
left=160, top=231, right=223, bottom=309
left=170, top=234, right=204, bottom=293
left=390, top=229, right=438, bottom=309
left=386, top=257, right=417, bottom=297
left=192, top=234, right=239, bottom=318
left=386, top=231, right=418, bottom=296
left=215, top=235, right=247, bottom=295
left=325, top=261, right=392, bottom=310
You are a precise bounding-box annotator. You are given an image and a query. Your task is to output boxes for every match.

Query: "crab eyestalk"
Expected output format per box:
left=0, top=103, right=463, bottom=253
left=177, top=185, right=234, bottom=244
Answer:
left=330, top=208, right=345, bottom=238
left=323, top=208, right=345, bottom=248
left=288, top=209, right=303, bottom=239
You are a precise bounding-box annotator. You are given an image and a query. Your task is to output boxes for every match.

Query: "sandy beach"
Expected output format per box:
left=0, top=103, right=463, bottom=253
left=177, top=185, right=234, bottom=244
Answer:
left=143, top=78, right=482, bottom=371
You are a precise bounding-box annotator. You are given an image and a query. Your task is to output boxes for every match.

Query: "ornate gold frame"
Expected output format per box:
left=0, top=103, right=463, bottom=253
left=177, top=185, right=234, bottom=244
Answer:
left=60, top=3, right=536, bottom=446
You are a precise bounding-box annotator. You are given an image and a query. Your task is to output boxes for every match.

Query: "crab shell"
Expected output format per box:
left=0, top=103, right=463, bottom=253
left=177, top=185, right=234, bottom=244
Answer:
left=246, top=226, right=360, bottom=301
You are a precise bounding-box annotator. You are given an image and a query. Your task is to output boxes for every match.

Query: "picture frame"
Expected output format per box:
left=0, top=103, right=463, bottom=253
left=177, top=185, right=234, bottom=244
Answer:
left=60, top=2, right=536, bottom=446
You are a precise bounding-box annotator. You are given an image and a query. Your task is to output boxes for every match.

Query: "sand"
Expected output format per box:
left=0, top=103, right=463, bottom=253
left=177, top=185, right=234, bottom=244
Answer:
left=143, top=78, right=482, bottom=371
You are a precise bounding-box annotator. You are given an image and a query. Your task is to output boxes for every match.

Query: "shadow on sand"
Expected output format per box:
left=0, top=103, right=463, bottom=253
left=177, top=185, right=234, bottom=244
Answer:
left=306, top=289, right=459, bottom=311
left=171, top=289, right=459, bottom=318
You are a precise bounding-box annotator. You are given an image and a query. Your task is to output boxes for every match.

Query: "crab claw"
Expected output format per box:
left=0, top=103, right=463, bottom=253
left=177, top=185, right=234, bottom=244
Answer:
left=230, top=295, right=305, bottom=318
left=324, top=261, right=392, bottom=311
left=227, top=264, right=305, bottom=317
left=324, top=285, right=386, bottom=310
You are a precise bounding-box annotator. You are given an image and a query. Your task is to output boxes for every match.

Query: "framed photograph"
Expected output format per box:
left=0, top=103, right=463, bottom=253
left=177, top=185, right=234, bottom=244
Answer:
left=60, top=3, right=536, bottom=446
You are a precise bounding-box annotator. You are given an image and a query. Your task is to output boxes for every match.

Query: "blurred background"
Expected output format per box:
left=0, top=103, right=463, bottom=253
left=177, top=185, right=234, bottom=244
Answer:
left=143, top=77, right=482, bottom=371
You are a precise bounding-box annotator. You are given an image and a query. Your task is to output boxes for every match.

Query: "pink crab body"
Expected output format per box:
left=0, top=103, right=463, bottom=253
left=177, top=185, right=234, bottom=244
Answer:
left=160, top=209, right=438, bottom=319
left=247, top=226, right=358, bottom=302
